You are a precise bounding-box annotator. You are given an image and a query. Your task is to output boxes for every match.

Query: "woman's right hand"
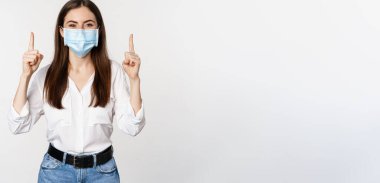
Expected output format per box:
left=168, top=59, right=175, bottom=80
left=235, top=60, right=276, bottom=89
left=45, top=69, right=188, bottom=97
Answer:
left=22, top=32, right=43, bottom=77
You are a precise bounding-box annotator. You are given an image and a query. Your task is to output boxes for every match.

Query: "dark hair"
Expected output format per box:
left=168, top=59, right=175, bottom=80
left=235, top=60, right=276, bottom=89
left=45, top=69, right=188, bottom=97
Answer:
left=44, top=0, right=111, bottom=109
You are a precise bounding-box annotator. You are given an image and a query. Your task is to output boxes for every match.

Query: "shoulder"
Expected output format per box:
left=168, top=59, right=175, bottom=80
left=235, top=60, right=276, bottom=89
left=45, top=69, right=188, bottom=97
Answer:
left=110, top=60, right=125, bottom=79
left=110, top=60, right=123, bottom=73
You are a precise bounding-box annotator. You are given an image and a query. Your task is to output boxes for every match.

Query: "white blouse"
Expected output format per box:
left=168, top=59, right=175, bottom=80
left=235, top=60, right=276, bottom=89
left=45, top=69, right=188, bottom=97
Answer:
left=7, top=61, right=145, bottom=155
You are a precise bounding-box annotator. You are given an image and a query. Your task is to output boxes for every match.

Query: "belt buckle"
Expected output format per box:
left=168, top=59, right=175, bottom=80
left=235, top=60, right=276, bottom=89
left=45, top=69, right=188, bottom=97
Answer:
left=73, top=155, right=81, bottom=168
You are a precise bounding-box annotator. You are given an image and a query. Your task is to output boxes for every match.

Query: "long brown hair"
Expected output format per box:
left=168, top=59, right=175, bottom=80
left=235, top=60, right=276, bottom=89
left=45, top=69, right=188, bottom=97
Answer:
left=44, top=0, right=111, bottom=109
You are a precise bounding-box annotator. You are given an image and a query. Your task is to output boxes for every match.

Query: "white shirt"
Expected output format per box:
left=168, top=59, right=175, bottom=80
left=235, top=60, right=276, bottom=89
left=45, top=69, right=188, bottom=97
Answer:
left=7, top=61, right=145, bottom=155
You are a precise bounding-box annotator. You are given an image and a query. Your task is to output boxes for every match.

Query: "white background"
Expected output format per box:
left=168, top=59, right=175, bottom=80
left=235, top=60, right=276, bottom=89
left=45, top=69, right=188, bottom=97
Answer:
left=1, top=0, right=380, bottom=182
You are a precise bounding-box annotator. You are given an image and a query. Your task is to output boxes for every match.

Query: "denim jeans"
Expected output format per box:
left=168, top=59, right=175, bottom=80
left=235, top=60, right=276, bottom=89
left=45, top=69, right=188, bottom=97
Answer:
left=38, top=153, right=120, bottom=183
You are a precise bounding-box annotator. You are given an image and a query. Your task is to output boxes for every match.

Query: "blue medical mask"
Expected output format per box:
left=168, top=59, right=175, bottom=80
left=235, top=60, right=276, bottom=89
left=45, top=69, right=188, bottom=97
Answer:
left=63, top=28, right=99, bottom=58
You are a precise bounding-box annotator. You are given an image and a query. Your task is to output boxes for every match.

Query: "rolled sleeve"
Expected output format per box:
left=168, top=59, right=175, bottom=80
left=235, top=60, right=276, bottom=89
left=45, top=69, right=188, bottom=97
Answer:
left=127, top=102, right=144, bottom=124
left=9, top=101, right=30, bottom=123
left=7, top=68, right=45, bottom=134
left=112, top=62, right=146, bottom=136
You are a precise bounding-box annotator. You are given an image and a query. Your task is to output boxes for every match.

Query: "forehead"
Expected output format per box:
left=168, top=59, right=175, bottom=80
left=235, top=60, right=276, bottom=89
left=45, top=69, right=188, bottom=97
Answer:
left=64, top=6, right=96, bottom=23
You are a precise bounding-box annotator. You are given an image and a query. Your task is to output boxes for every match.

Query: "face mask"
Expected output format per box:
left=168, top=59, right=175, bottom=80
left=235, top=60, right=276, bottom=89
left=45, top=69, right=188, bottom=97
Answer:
left=63, top=28, right=99, bottom=58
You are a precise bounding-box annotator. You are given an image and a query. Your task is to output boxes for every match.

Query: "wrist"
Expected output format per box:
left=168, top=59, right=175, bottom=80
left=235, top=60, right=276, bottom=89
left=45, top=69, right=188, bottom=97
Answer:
left=20, top=73, right=32, bottom=80
left=129, top=76, right=140, bottom=83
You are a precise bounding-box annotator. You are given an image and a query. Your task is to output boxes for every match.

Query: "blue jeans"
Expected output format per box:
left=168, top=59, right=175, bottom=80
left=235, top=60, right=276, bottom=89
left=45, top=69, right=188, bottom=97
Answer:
left=38, top=153, right=120, bottom=183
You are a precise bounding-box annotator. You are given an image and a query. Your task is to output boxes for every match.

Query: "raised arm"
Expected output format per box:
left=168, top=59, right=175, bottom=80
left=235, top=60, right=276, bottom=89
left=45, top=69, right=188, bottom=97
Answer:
left=8, top=32, right=44, bottom=134
left=13, top=32, right=44, bottom=113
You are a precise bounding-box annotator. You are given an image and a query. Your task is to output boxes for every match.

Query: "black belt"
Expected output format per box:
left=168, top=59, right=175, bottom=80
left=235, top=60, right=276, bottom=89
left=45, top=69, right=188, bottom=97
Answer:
left=47, top=144, right=113, bottom=169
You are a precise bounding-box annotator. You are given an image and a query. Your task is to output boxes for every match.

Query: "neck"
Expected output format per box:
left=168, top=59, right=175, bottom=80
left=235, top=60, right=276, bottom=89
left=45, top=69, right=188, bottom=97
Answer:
left=68, top=50, right=93, bottom=72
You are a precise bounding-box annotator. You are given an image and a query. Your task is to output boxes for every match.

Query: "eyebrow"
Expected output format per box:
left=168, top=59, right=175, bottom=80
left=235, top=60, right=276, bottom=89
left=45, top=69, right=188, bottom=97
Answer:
left=66, top=20, right=96, bottom=24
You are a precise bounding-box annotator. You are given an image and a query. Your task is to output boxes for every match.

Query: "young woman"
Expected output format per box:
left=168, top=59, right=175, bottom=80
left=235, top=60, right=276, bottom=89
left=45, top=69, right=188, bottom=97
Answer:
left=7, top=0, right=145, bottom=182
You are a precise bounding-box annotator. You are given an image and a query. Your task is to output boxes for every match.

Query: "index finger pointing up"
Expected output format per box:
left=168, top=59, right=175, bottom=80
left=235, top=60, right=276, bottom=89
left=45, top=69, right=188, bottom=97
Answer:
left=28, top=32, right=34, bottom=51
left=129, top=33, right=135, bottom=53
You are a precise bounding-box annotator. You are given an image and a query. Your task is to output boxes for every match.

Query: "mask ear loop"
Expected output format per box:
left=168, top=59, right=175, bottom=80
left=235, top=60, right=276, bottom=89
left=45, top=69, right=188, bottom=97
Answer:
left=95, top=26, right=101, bottom=47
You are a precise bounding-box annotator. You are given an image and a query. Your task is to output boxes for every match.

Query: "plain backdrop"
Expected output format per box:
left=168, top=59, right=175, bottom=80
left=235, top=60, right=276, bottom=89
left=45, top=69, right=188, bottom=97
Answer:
left=1, top=0, right=380, bottom=182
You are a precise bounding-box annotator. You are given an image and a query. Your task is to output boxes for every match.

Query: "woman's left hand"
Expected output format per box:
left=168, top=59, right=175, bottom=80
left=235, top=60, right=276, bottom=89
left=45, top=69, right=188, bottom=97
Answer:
left=123, top=34, right=141, bottom=80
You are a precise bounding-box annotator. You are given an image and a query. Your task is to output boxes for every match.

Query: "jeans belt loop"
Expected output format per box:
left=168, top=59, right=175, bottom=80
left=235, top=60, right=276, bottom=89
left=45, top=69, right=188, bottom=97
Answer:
left=92, top=154, right=97, bottom=168
left=62, top=152, right=67, bottom=165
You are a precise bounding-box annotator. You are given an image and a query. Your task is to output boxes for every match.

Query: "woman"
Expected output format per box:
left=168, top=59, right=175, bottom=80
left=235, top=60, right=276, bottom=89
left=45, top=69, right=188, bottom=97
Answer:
left=7, top=0, right=145, bottom=182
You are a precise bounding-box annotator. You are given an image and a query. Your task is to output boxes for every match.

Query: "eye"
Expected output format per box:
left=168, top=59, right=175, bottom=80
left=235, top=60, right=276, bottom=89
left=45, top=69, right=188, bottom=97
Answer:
left=86, top=23, right=94, bottom=28
left=68, top=24, right=76, bottom=28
